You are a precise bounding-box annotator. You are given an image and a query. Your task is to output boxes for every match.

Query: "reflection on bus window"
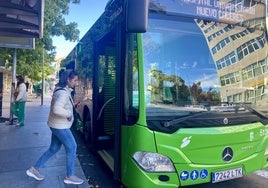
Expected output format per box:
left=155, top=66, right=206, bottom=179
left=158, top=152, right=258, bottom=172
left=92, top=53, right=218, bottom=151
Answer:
left=124, top=33, right=139, bottom=125
left=142, top=13, right=267, bottom=130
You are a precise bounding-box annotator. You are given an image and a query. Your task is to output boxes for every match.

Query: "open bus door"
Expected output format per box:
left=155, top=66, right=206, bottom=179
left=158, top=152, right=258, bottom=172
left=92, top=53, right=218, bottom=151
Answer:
left=92, top=27, right=123, bottom=181
left=91, top=0, right=149, bottom=182
left=77, top=0, right=149, bottom=183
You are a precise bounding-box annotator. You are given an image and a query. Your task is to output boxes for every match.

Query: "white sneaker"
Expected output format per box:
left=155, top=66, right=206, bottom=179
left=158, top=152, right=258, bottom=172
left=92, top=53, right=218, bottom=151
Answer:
left=64, top=175, right=84, bottom=185
left=26, top=167, right=45, bottom=181
left=5, top=121, right=12, bottom=125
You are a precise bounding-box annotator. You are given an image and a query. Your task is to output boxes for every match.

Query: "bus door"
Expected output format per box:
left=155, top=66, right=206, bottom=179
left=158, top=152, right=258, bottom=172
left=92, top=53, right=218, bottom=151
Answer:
left=95, top=34, right=116, bottom=147
left=93, top=28, right=121, bottom=176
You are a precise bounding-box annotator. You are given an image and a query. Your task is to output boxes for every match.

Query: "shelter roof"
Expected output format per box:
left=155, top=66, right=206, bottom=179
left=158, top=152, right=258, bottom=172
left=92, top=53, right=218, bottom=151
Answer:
left=0, top=0, right=44, bottom=38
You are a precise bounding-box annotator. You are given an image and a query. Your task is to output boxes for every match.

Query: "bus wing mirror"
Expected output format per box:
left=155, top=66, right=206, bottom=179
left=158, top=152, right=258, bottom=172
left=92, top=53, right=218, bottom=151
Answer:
left=126, top=0, right=149, bottom=33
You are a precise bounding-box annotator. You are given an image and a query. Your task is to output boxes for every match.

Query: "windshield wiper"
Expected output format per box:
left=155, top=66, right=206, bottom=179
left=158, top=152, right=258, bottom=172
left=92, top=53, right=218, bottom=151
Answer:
left=163, top=104, right=268, bottom=127
left=239, top=103, right=268, bottom=119
left=163, top=112, right=208, bottom=127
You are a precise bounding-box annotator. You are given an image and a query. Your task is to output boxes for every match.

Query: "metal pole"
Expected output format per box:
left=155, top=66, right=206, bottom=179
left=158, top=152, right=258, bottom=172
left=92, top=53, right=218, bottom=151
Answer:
left=8, top=48, right=17, bottom=124
left=41, top=47, right=44, bottom=105
left=74, top=46, right=77, bottom=70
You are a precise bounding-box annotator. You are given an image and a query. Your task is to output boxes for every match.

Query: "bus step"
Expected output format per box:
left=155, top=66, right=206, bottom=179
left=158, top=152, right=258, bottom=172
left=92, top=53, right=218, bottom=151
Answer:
left=98, top=135, right=112, bottom=141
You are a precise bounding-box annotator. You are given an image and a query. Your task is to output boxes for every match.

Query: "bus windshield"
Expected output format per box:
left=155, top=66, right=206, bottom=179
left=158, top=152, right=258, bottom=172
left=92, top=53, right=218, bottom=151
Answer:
left=142, top=9, right=268, bottom=131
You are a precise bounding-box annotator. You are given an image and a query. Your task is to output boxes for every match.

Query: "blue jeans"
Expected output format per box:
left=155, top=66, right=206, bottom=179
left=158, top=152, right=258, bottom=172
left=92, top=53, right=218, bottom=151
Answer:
left=34, top=127, right=77, bottom=176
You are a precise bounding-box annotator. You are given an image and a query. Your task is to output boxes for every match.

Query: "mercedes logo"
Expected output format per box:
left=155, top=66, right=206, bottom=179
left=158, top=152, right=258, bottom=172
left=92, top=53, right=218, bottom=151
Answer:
left=223, top=118, right=228, bottom=125
left=222, top=147, right=233, bottom=162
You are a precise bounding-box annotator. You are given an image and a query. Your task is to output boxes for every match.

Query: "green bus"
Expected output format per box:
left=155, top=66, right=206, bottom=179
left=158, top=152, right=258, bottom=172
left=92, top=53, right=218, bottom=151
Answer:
left=63, top=0, right=268, bottom=187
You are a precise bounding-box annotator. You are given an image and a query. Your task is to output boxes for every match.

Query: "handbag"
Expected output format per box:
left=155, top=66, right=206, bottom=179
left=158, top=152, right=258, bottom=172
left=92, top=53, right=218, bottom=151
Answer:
left=72, top=107, right=83, bottom=130
left=14, top=91, right=19, bottom=98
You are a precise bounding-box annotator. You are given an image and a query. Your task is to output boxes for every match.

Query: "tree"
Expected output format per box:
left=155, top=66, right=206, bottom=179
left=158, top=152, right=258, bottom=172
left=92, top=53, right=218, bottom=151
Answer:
left=189, top=83, right=221, bottom=105
left=0, top=0, right=80, bottom=81
left=190, top=82, right=202, bottom=104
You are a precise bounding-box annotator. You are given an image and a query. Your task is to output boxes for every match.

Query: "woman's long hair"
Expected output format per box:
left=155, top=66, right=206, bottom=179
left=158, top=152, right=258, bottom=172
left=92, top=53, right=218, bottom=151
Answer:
left=56, top=69, right=77, bottom=88
left=16, top=75, right=24, bottom=87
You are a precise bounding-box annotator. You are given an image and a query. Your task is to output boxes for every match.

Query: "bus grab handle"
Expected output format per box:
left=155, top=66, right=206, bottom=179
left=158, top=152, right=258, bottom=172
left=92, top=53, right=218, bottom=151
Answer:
left=97, top=97, right=115, bottom=120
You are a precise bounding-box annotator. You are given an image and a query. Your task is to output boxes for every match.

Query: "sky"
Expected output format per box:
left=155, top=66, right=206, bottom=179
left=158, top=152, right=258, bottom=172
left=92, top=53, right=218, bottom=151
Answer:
left=53, top=0, right=109, bottom=59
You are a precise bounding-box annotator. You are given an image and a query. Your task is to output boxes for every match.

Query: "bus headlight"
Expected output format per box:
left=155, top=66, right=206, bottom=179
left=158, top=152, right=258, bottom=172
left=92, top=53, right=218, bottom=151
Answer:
left=133, top=151, right=175, bottom=172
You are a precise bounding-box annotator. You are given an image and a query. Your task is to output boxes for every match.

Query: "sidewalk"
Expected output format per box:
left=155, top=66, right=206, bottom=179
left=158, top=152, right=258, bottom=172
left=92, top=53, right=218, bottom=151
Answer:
left=0, top=92, right=90, bottom=188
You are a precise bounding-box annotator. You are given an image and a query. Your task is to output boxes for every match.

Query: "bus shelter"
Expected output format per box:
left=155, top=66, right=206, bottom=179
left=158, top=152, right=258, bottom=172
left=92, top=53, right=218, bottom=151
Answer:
left=0, top=0, right=44, bottom=121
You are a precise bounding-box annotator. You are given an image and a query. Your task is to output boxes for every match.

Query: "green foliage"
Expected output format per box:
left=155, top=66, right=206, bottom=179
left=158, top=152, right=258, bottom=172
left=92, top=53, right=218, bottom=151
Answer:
left=0, top=0, right=80, bottom=81
left=148, top=68, right=221, bottom=105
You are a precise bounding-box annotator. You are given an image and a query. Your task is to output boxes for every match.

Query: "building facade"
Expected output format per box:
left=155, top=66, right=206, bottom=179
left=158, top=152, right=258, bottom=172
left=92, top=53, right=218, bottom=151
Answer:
left=196, top=0, right=267, bottom=109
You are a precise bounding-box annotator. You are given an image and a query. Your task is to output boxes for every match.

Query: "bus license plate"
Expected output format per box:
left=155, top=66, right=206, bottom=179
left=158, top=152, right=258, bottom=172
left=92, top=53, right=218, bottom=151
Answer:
left=212, top=167, right=243, bottom=183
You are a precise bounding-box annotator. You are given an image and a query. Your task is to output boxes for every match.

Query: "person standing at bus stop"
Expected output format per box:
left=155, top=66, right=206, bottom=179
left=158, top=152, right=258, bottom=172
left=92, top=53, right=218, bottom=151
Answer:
left=26, top=69, right=84, bottom=185
left=12, top=75, right=27, bottom=127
